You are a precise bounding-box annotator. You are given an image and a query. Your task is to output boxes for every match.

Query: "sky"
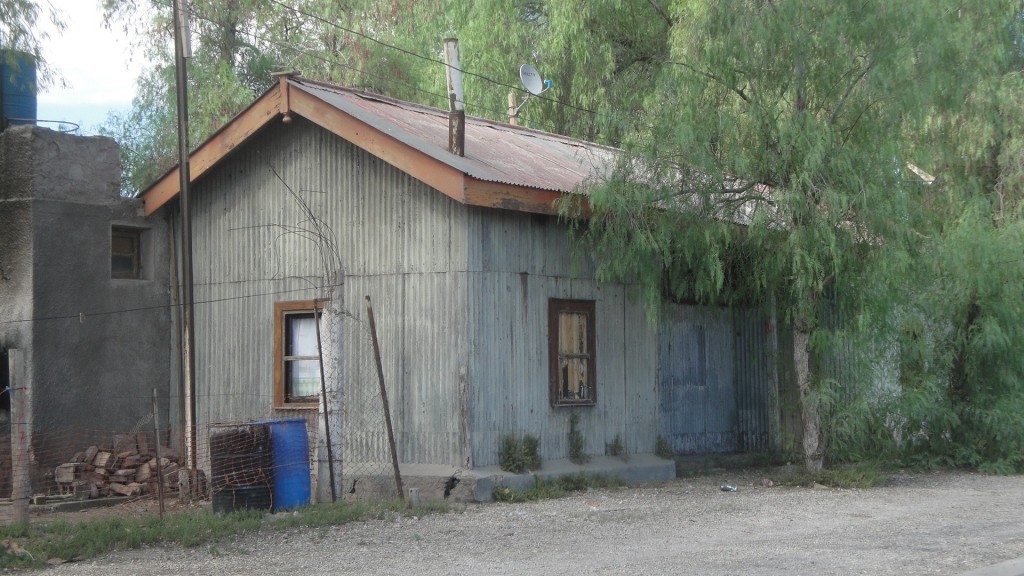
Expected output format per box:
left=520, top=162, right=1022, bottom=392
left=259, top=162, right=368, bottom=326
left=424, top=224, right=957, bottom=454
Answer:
left=35, top=0, right=148, bottom=134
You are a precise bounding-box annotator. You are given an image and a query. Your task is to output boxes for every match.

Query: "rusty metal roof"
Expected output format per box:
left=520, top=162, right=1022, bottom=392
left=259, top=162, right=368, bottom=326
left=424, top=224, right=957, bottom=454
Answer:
left=291, top=78, right=616, bottom=194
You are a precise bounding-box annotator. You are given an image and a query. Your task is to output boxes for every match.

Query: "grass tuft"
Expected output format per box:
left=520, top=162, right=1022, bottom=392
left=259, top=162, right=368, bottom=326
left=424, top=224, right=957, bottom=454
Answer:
left=0, top=499, right=448, bottom=570
left=492, top=473, right=626, bottom=503
left=778, top=462, right=889, bottom=489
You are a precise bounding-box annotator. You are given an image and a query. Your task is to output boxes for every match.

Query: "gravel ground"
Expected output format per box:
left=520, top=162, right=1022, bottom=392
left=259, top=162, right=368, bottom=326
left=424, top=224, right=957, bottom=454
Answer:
left=38, top=471, right=1024, bottom=576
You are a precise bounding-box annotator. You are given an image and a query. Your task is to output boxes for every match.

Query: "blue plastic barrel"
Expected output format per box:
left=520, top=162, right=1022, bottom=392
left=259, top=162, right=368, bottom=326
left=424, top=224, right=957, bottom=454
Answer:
left=258, top=419, right=311, bottom=511
left=0, top=50, right=37, bottom=127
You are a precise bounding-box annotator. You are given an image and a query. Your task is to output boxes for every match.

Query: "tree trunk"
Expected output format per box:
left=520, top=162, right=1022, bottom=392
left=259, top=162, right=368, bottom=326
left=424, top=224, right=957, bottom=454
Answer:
left=950, top=298, right=979, bottom=406
left=949, top=297, right=980, bottom=445
left=794, top=318, right=824, bottom=473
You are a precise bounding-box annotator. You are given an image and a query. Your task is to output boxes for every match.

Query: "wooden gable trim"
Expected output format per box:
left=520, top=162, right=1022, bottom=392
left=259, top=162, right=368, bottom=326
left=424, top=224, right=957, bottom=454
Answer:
left=464, top=178, right=562, bottom=215
left=287, top=88, right=469, bottom=204
left=141, top=87, right=284, bottom=216
left=141, top=79, right=589, bottom=218
left=464, top=177, right=593, bottom=216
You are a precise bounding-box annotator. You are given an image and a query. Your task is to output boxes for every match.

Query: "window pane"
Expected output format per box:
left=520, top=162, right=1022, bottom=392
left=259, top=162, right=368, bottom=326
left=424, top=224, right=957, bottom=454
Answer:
left=548, top=299, right=596, bottom=406
left=286, top=359, right=320, bottom=399
left=111, top=254, right=137, bottom=278
left=111, top=233, right=137, bottom=254
left=287, top=314, right=318, bottom=356
left=558, top=312, right=587, bottom=354
left=111, top=230, right=139, bottom=279
left=558, top=357, right=590, bottom=401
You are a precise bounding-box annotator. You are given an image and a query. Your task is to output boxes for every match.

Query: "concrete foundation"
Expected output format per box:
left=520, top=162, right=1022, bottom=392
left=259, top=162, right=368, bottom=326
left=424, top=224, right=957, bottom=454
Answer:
left=393, top=454, right=676, bottom=503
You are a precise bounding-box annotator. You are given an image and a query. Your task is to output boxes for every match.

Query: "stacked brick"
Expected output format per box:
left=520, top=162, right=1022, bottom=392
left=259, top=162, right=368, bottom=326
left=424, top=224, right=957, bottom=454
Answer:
left=54, top=433, right=180, bottom=499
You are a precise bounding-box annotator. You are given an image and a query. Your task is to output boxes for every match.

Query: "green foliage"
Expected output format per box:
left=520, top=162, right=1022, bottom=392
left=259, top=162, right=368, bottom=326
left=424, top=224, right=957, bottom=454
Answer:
left=491, top=473, right=626, bottom=503
left=98, top=0, right=678, bottom=193
left=521, top=435, right=542, bottom=470
left=566, top=0, right=1024, bottom=473
left=568, top=413, right=589, bottom=464
left=498, top=433, right=543, bottom=474
left=605, top=434, right=627, bottom=461
left=779, top=462, right=888, bottom=489
left=0, top=499, right=445, bottom=569
left=0, top=0, right=65, bottom=89
left=654, top=435, right=674, bottom=460
left=92, top=0, right=1024, bottom=474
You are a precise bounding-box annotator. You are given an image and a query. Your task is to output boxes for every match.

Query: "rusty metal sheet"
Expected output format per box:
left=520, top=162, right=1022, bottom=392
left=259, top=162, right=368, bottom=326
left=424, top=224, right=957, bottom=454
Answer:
left=291, top=79, right=615, bottom=194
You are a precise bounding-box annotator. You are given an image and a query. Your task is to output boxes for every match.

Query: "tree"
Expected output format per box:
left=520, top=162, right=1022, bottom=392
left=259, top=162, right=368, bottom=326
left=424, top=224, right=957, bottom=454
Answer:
left=868, top=8, right=1024, bottom=473
left=0, top=0, right=65, bottom=89
left=570, top=1, right=1015, bottom=472
left=100, top=0, right=676, bottom=194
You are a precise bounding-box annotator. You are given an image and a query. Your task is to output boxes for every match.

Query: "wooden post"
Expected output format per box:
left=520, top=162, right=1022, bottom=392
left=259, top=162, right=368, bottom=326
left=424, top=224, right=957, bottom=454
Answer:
left=508, top=91, right=518, bottom=126
left=364, top=296, right=404, bottom=500
left=8, top=350, right=30, bottom=527
left=444, top=38, right=466, bottom=156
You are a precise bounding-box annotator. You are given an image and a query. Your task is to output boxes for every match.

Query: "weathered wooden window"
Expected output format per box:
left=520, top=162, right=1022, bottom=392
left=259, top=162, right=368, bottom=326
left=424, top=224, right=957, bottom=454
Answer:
left=274, top=301, right=322, bottom=408
left=111, top=228, right=141, bottom=279
left=548, top=299, right=597, bottom=406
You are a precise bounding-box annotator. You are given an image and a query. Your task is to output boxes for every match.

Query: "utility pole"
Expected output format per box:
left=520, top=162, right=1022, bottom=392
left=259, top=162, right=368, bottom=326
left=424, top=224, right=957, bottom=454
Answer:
left=171, top=0, right=198, bottom=492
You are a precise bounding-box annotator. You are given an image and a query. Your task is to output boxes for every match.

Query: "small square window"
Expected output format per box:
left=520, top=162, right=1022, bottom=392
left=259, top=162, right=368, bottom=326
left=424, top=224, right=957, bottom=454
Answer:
left=111, top=228, right=141, bottom=279
left=548, top=299, right=597, bottom=406
left=274, top=301, right=323, bottom=408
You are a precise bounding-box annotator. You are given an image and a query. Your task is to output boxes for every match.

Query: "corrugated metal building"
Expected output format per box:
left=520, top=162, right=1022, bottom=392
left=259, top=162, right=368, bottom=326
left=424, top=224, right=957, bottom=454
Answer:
left=142, top=76, right=785, bottom=477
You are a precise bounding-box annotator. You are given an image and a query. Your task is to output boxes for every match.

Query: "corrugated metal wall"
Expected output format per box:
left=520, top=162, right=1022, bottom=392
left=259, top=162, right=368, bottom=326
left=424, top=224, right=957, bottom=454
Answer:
left=464, top=207, right=659, bottom=467
left=658, top=304, right=779, bottom=454
left=176, top=115, right=781, bottom=472
left=183, top=118, right=471, bottom=468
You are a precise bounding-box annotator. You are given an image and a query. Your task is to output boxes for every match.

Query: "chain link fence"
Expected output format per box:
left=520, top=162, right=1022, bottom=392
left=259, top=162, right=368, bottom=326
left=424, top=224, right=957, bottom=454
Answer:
left=0, top=292, right=406, bottom=525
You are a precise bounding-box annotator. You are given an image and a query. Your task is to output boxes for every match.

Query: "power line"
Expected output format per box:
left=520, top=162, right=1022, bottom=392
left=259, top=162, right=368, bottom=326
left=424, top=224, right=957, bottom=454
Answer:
left=0, top=283, right=338, bottom=326
left=142, top=0, right=572, bottom=132
left=171, top=1, right=531, bottom=125
left=263, top=0, right=598, bottom=116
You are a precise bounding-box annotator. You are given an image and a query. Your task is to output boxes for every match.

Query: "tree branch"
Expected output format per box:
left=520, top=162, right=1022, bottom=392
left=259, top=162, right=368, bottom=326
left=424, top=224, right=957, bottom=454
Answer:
left=668, top=60, right=751, bottom=103
left=648, top=0, right=673, bottom=25
left=829, top=59, right=874, bottom=125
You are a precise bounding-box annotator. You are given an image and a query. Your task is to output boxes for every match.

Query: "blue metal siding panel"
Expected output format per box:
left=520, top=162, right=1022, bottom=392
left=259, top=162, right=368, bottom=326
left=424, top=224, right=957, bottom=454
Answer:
left=659, top=305, right=775, bottom=455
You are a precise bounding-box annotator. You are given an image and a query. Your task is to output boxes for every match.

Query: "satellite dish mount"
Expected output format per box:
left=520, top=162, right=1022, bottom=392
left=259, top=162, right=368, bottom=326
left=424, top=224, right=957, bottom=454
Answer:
left=512, top=64, right=552, bottom=118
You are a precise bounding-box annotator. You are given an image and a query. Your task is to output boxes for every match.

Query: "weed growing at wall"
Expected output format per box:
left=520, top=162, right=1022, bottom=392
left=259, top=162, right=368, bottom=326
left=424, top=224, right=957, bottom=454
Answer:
left=605, top=435, right=628, bottom=461
left=568, top=413, right=589, bottom=464
left=492, top=474, right=625, bottom=503
left=498, top=434, right=542, bottom=474
left=655, top=435, right=674, bottom=460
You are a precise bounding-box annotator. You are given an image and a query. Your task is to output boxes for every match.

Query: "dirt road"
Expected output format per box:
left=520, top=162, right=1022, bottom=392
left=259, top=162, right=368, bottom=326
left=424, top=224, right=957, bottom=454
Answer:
left=41, top=471, right=1024, bottom=576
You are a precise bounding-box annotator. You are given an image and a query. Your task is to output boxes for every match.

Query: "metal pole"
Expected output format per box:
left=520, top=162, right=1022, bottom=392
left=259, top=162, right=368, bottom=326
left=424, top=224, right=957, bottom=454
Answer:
left=168, top=213, right=187, bottom=465
left=364, top=296, right=404, bottom=500
left=171, top=0, right=198, bottom=488
left=313, top=299, right=337, bottom=503
left=8, top=350, right=29, bottom=527
left=153, top=389, right=166, bottom=519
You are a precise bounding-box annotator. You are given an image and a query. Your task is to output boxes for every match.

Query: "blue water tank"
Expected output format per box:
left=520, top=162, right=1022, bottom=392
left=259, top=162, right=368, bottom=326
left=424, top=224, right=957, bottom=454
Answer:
left=258, top=419, right=311, bottom=511
left=1, top=50, right=37, bottom=128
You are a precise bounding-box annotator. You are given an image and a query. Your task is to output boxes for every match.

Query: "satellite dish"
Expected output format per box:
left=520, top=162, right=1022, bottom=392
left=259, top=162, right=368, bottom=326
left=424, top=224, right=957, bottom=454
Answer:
left=519, top=64, right=544, bottom=95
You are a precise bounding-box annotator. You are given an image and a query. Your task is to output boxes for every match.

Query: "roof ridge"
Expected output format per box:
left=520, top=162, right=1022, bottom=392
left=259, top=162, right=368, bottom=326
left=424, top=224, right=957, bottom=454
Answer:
left=289, top=76, right=619, bottom=152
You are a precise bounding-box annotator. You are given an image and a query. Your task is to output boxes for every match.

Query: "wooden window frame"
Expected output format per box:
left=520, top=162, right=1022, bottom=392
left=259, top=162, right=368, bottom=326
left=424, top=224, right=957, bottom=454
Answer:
left=548, top=299, right=597, bottom=407
left=273, top=300, right=324, bottom=409
left=111, top=227, right=141, bottom=279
